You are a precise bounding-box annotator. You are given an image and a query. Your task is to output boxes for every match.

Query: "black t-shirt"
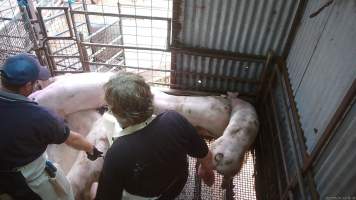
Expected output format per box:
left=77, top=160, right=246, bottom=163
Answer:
left=0, top=91, right=69, bottom=170
left=96, top=111, right=208, bottom=200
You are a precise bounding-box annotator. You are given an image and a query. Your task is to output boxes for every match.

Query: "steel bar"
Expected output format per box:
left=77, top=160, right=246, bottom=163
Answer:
left=51, top=41, right=77, bottom=55
left=171, top=46, right=266, bottom=63
left=89, top=36, right=123, bottom=58
left=82, top=42, right=169, bottom=52
left=85, top=21, right=118, bottom=41
left=104, top=50, right=124, bottom=64
left=256, top=51, right=273, bottom=102
left=54, top=70, right=84, bottom=74
left=166, top=19, right=171, bottom=49
left=68, top=3, right=86, bottom=72
left=54, top=22, right=86, bottom=37
left=71, top=10, right=171, bottom=21
left=277, top=59, right=309, bottom=160
left=266, top=93, right=291, bottom=194
left=48, top=55, right=80, bottom=58
left=86, top=61, right=260, bottom=83
left=270, top=89, right=307, bottom=200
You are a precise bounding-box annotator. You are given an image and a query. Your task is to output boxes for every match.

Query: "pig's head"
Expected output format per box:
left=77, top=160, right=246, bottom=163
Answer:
left=210, top=127, right=246, bottom=187
left=210, top=110, right=259, bottom=188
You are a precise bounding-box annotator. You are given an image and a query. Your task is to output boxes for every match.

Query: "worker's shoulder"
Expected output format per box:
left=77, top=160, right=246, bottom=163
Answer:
left=159, top=110, right=186, bottom=121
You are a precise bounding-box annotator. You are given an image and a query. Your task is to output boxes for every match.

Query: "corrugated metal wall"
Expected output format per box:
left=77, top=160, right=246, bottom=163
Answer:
left=172, top=0, right=300, bottom=94
left=176, top=0, right=298, bottom=55
left=313, top=101, right=356, bottom=198
left=286, top=0, right=356, bottom=152
left=174, top=54, right=262, bottom=94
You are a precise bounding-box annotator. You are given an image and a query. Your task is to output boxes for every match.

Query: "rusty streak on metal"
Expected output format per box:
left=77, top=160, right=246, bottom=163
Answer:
left=171, top=46, right=266, bottom=63
left=309, top=0, right=334, bottom=18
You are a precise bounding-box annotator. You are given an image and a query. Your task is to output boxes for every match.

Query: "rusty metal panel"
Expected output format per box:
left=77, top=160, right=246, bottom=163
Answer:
left=287, top=0, right=356, bottom=152
left=175, top=0, right=299, bottom=56
left=313, top=102, right=356, bottom=198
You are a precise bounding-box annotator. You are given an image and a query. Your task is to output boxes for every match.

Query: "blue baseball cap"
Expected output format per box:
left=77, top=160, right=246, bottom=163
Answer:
left=0, top=53, right=50, bottom=85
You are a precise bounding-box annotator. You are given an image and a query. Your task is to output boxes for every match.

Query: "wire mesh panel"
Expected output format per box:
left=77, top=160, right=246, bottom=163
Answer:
left=176, top=140, right=256, bottom=200
left=46, top=39, right=81, bottom=72
left=0, top=0, right=34, bottom=64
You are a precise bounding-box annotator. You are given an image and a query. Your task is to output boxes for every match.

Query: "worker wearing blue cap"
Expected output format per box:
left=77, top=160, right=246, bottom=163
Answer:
left=0, top=54, right=103, bottom=200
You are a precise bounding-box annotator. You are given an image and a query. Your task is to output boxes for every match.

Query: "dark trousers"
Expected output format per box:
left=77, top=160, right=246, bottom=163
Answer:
left=0, top=171, right=41, bottom=200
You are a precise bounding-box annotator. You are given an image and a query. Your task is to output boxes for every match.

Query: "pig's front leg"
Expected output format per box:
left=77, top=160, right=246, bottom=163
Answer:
left=66, top=114, right=114, bottom=200
left=46, top=110, right=101, bottom=175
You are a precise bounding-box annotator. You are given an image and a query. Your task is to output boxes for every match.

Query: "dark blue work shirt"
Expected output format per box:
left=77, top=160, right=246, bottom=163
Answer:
left=96, top=111, right=209, bottom=200
left=0, top=90, right=70, bottom=170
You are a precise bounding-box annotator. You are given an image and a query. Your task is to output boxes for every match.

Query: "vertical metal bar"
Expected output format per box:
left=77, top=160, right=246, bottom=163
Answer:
left=79, top=32, right=90, bottom=71
left=20, top=5, right=37, bottom=50
left=36, top=8, right=48, bottom=38
left=225, top=179, right=234, bottom=200
left=117, top=1, right=126, bottom=65
left=64, top=7, right=74, bottom=38
left=271, top=73, right=306, bottom=199
left=277, top=59, right=308, bottom=160
left=82, top=0, right=92, bottom=36
left=193, top=159, right=202, bottom=200
left=256, top=51, right=273, bottom=102
left=277, top=60, right=319, bottom=199
left=44, top=40, right=56, bottom=75
left=265, top=93, right=290, bottom=191
left=167, top=19, right=171, bottom=50
left=68, top=3, right=87, bottom=72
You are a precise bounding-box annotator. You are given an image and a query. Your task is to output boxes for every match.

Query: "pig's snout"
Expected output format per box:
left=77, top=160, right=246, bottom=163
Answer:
left=214, top=153, right=224, bottom=163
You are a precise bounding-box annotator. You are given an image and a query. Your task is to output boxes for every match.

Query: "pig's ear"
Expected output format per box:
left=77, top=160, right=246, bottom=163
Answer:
left=227, top=92, right=239, bottom=98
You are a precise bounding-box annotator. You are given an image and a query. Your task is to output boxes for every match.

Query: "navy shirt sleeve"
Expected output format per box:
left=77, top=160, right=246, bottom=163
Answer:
left=34, top=106, right=70, bottom=144
left=166, top=111, right=209, bottom=158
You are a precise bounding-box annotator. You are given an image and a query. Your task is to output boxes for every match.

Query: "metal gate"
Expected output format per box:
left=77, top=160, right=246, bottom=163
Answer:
left=34, top=0, right=172, bottom=82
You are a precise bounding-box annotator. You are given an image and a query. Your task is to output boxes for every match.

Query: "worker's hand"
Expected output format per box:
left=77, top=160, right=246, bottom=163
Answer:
left=86, top=146, right=103, bottom=161
left=198, top=164, right=215, bottom=187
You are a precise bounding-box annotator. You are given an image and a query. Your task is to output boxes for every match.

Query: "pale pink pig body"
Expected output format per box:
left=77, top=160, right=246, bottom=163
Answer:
left=29, top=72, right=114, bottom=117
left=210, top=93, right=259, bottom=188
left=30, top=72, right=258, bottom=197
left=151, top=88, right=230, bottom=138
left=46, top=109, right=101, bottom=174
left=66, top=113, right=113, bottom=200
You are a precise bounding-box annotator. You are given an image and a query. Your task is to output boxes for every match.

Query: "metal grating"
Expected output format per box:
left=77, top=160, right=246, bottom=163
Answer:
left=176, top=140, right=256, bottom=200
left=0, top=0, right=34, bottom=64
